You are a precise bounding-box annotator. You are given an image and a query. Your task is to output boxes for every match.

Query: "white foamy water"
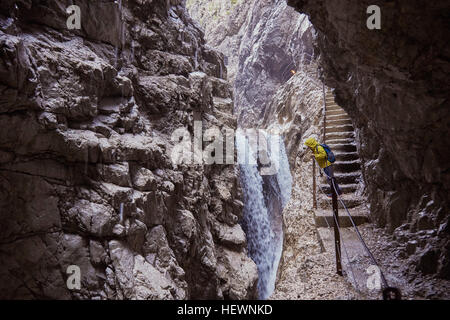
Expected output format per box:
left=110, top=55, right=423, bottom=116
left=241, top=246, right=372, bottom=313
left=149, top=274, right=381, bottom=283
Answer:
left=272, top=135, right=292, bottom=208
left=236, top=132, right=292, bottom=299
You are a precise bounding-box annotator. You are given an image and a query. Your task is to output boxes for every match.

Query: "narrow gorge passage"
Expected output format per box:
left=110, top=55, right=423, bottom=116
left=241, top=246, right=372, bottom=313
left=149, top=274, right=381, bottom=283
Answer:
left=188, top=0, right=450, bottom=300
left=0, top=0, right=449, bottom=302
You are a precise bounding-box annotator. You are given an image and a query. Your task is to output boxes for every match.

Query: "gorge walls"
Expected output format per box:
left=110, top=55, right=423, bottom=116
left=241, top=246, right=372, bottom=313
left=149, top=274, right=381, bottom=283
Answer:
left=187, top=0, right=320, bottom=298
left=187, top=0, right=315, bottom=127
left=0, top=0, right=258, bottom=299
left=287, top=0, right=450, bottom=278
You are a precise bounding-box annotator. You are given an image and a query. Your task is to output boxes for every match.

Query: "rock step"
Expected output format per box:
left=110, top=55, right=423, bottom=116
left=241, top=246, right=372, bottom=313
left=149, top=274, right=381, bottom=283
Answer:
left=326, top=118, right=353, bottom=126
left=316, top=226, right=378, bottom=296
left=315, top=208, right=369, bottom=228
left=326, top=143, right=357, bottom=153
left=319, top=183, right=359, bottom=195
left=327, top=109, right=348, bottom=117
left=326, top=107, right=343, bottom=113
left=326, top=108, right=345, bottom=114
left=334, top=151, right=359, bottom=161
left=327, top=114, right=351, bottom=122
left=331, top=160, right=361, bottom=173
left=325, top=131, right=354, bottom=140
left=318, top=194, right=363, bottom=209
left=326, top=100, right=341, bottom=105
left=325, top=138, right=355, bottom=145
left=333, top=172, right=361, bottom=184
left=325, top=124, right=354, bottom=133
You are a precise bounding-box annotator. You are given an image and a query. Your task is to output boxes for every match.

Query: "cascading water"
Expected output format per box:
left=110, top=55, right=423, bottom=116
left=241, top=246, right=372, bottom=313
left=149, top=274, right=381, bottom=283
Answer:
left=236, top=131, right=292, bottom=299
left=273, top=135, right=292, bottom=207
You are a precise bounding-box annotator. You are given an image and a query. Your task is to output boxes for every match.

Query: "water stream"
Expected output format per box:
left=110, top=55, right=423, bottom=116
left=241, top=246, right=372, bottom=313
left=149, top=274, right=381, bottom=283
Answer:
left=236, top=132, right=292, bottom=299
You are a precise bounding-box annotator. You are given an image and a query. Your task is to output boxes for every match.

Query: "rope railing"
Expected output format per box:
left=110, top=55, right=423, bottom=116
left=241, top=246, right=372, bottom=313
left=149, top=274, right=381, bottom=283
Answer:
left=331, top=179, right=389, bottom=287
left=315, top=172, right=361, bottom=296
left=316, top=164, right=402, bottom=300
left=311, top=65, right=401, bottom=300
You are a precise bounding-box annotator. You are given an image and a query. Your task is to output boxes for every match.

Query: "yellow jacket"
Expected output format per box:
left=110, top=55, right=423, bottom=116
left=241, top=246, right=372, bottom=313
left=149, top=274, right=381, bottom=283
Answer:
left=304, top=137, right=331, bottom=169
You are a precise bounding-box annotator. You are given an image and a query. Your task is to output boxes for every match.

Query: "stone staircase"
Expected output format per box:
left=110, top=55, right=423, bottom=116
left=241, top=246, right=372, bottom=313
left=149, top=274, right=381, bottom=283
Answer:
left=315, top=89, right=368, bottom=227
left=314, top=90, right=374, bottom=297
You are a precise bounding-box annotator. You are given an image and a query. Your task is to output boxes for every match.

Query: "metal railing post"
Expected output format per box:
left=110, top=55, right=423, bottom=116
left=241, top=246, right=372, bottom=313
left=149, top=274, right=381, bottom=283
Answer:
left=313, top=158, right=317, bottom=209
left=331, top=179, right=343, bottom=276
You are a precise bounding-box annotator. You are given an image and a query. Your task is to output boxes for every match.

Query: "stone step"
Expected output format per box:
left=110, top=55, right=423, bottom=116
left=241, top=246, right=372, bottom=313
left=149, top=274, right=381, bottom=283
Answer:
left=326, top=138, right=355, bottom=145
left=327, top=111, right=347, bottom=117
left=325, top=131, right=354, bottom=141
left=334, top=172, right=361, bottom=184
left=326, top=106, right=343, bottom=112
left=326, top=118, right=353, bottom=126
left=316, top=226, right=381, bottom=297
left=325, top=124, right=354, bottom=133
left=318, top=194, right=363, bottom=210
left=326, top=143, right=357, bottom=153
left=327, top=114, right=351, bottom=121
left=315, top=208, right=369, bottom=228
left=332, top=160, right=361, bottom=173
left=319, top=183, right=359, bottom=195
left=334, top=151, right=359, bottom=161
left=327, top=109, right=348, bottom=117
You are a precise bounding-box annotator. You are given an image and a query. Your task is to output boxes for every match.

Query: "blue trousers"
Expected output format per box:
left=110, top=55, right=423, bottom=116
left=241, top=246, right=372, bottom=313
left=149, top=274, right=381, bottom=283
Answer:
left=323, top=165, right=342, bottom=195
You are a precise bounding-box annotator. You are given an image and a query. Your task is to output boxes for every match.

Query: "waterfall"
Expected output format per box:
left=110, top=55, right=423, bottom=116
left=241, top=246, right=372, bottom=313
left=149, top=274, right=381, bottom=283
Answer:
left=273, top=135, right=292, bottom=208
left=119, top=202, right=124, bottom=223
left=236, top=131, right=292, bottom=299
left=194, top=46, right=199, bottom=70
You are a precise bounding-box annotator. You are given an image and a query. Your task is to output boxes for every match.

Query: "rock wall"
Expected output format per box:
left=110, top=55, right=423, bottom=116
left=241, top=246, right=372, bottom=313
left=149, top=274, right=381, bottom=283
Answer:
left=261, top=62, right=323, bottom=168
left=0, top=0, right=258, bottom=299
left=186, top=0, right=247, bottom=84
left=287, top=0, right=450, bottom=278
left=187, top=0, right=315, bottom=127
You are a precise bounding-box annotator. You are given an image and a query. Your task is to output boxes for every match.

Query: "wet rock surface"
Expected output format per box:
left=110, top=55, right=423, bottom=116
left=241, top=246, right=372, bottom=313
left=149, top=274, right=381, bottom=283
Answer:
left=261, top=62, right=323, bottom=168
left=0, top=0, right=257, bottom=299
left=288, top=0, right=450, bottom=280
left=187, top=0, right=315, bottom=127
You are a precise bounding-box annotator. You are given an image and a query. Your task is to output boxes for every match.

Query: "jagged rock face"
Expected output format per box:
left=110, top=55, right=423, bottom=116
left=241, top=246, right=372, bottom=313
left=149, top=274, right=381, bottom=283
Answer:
left=0, top=0, right=258, bottom=299
left=187, top=0, right=315, bottom=127
left=288, top=0, right=450, bottom=278
left=261, top=62, right=323, bottom=169
left=186, top=0, right=247, bottom=84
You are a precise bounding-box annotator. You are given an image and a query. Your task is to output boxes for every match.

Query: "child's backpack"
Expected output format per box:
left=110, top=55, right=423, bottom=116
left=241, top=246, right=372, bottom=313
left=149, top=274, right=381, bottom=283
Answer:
left=316, top=144, right=336, bottom=163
